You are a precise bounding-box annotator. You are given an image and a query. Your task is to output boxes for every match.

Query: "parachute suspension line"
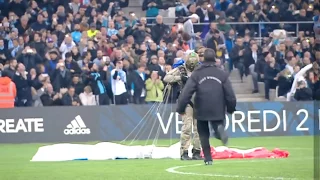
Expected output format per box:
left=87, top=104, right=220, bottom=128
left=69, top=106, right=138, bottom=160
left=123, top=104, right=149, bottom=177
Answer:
left=145, top=84, right=171, bottom=146
left=120, top=101, right=158, bottom=144
left=128, top=102, right=159, bottom=145
left=169, top=85, right=174, bottom=146
left=152, top=84, right=172, bottom=146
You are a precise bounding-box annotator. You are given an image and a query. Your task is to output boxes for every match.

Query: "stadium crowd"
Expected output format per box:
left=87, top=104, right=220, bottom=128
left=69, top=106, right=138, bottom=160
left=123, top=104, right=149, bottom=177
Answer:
left=0, top=0, right=319, bottom=107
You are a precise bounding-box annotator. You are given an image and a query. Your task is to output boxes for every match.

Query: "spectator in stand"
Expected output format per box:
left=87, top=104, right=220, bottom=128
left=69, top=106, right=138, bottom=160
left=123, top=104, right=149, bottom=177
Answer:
left=142, top=0, right=163, bottom=24
left=8, top=0, right=27, bottom=18
left=85, top=62, right=110, bottom=105
left=71, top=75, right=84, bottom=95
left=30, top=13, right=47, bottom=32
left=175, top=0, right=193, bottom=18
left=230, top=36, right=245, bottom=82
left=151, top=15, right=170, bottom=44
left=79, top=86, right=97, bottom=106
left=13, top=63, right=40, bottom=107
left=195, top=0, right=215, bottom=38
left=30, top=32, right=46, bottom=58
left=65, top=52, right=82, bottom=75
left=294, top=78, right=313, bottom=101
left=145, top=71, right=164, bottom=103
left=61, top=86, right=81, bottom=106
left=51, top=60, right=72, bottom=92
left=132, top=23, right=148, bottom=45
left=0, top=39, right=11, bottom=65
left=183, top=14, right=201, bottom=50
left=2, top=59, right=17, bottom=80
left=129, top=63, right=147, bottom=104
left=277, top=68, right=294, bottom=97
left=217, top=17, right=231, bottom=34
left=71, top=24, right=82, bottom=44
left=40, top=83, right=63, bottom=106
left=207, top=29, right=226, bottom=62
left=148, top=55, right=165, bottom=78
left=306, top=71, right=319, bottom=99
left=59, top=34, right=76, bottom=59
left=111, top=60, right=128, bottom=105
left=244, top=43, right=260, bottom=93
left=264, top=57, right=280, bottom=100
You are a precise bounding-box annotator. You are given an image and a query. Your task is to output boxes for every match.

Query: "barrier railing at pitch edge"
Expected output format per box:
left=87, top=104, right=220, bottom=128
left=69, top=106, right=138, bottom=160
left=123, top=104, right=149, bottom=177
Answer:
left=146, top=19, right=313, bottom=40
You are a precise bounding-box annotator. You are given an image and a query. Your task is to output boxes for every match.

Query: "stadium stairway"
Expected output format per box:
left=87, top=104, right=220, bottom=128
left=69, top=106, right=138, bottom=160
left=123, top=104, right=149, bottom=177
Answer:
left=229, top=69, right=266, bottom=102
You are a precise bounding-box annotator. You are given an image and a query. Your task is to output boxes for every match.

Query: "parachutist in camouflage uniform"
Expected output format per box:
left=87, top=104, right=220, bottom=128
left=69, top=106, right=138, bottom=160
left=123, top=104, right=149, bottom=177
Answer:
left=164, top=52, right=202, bottom=161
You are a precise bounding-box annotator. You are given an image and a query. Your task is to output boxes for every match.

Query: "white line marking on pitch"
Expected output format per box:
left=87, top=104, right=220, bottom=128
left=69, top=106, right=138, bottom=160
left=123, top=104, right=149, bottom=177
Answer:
left=166, top=160, right=298, bottom=180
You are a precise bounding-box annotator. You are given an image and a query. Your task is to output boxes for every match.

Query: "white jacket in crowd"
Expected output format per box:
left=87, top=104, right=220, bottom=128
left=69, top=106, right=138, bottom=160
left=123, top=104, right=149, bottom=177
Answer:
left=79, top=92, right=97, bottom=106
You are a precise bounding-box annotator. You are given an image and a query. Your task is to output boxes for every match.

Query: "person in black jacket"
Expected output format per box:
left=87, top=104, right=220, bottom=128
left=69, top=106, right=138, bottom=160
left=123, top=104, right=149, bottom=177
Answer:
left=61, top=86, right=81, bottom=106
left=264, top=57, right=280, bottom=100
left=151, top=15, right=169, bottom=44
left=129, top=63, right=147, bottom=104
left=176, top=49, right=237, bottom=165
left=13, top=63, right=41, bottom=107
left=64, top=52, right=82, bottom=76
left=85, top=62, right=110, bottom=105
left=230, top=37, right=246, bottom=82
left=294, top=80, right=313, bottom=101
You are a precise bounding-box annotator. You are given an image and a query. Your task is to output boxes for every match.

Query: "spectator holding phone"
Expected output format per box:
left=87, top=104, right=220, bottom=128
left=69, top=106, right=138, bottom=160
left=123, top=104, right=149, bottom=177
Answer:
left=111, top=60, right=128, bottom=105
left=145, top=71, right=164, bottom=103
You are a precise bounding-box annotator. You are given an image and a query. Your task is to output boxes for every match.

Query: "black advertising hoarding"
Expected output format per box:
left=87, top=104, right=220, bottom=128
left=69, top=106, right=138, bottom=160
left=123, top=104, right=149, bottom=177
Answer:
left=0, top=102, right=318, bottom=143
left=0, top=106, right=101, bottom=143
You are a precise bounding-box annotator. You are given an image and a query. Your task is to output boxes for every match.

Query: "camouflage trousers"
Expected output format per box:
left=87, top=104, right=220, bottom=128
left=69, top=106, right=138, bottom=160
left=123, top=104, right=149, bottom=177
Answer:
left=180, top=104, right=201, bottom=155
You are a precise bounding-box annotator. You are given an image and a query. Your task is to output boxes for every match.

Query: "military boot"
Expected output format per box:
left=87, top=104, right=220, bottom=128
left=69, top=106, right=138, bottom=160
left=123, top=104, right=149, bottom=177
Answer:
left=192, top=149, right=204, bottom=160
left=180, top=151, right=192, bottom=160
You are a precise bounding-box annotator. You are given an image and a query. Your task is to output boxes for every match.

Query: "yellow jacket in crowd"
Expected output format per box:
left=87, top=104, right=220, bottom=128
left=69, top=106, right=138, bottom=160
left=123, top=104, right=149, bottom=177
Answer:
left=145, top=78, right=164, bottom=102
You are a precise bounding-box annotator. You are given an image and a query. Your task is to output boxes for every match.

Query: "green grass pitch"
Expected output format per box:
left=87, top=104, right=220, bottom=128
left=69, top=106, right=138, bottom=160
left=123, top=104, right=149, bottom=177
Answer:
left=0, top=136, right=315, bottom=180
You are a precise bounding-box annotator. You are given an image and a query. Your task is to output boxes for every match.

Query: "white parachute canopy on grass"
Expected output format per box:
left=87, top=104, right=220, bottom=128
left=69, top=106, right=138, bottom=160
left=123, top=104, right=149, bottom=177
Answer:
left=31, top=142, right=190, bottom=161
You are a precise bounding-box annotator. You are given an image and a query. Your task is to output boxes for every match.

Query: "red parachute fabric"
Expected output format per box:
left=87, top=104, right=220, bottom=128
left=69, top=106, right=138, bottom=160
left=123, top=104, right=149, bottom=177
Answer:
left=200, top=147, right=289, bottom=159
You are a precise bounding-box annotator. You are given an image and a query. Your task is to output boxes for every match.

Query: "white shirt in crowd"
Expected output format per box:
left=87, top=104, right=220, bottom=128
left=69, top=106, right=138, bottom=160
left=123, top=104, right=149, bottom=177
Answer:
left=139, top=73, right=146, bottom=97
left=201, top=8, right=209, bottom=21
left=111, top=69, right=127, bottom=96
left=252, top=51, right=258, bottom=63
left=59, top=41, right=76, bottom=59
left=79, top=92, right=97, bottom=106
